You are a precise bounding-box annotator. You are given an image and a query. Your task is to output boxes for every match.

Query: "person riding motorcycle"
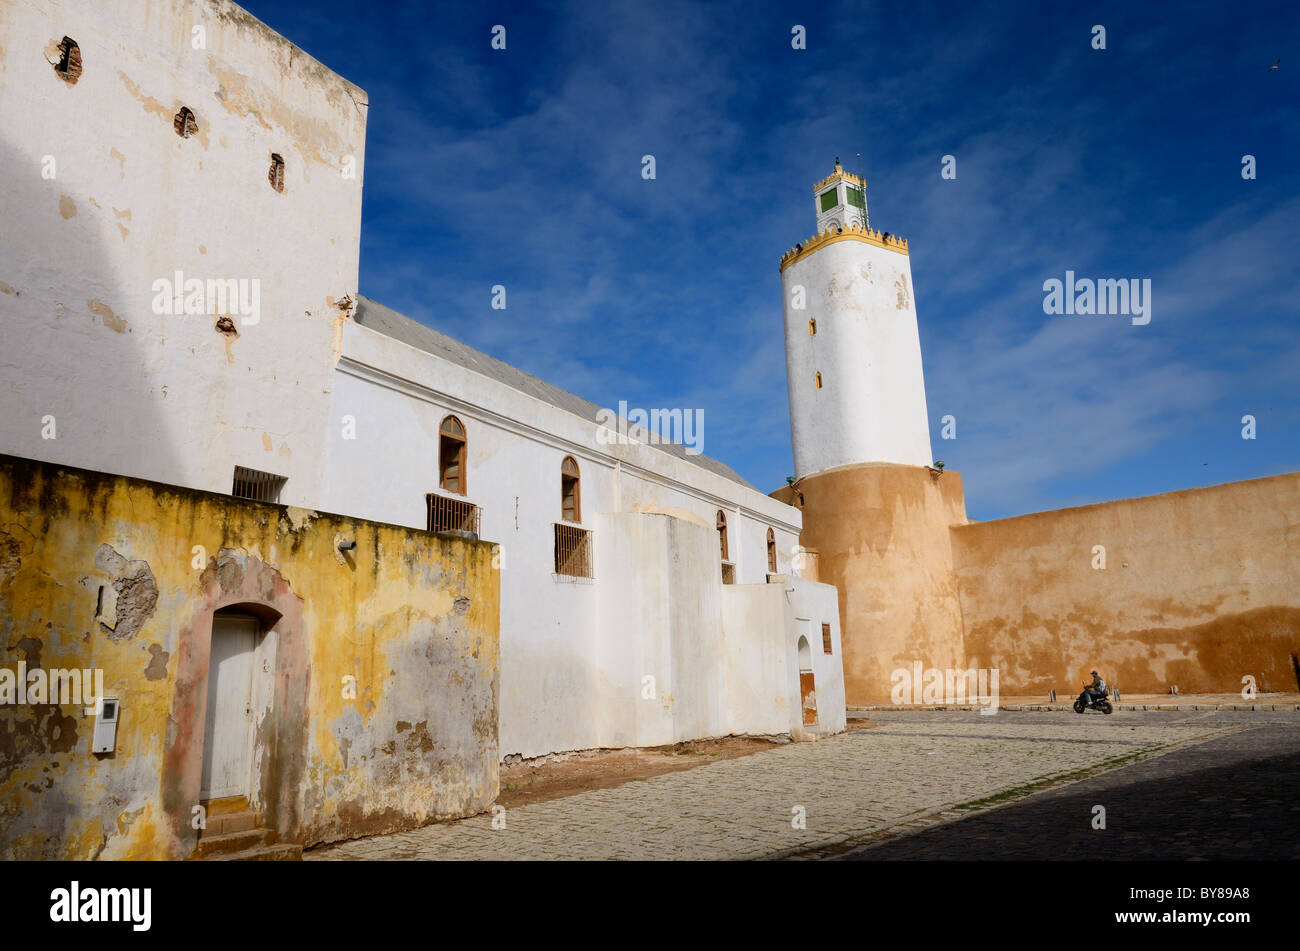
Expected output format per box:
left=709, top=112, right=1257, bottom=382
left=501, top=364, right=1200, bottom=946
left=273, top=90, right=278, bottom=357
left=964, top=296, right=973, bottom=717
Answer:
left=1082, top=670, right=1107, bottom=705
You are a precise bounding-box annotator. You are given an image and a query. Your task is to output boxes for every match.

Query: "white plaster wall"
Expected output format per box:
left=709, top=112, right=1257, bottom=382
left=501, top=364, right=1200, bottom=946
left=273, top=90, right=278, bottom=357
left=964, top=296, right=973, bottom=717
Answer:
left=782, top=576, right=847, bottom=735
left=320, top=321, right=806, bottom=759
left=782, top=240, right=934, bottom=478
left=720, top=583, right=794, bottom=735
left=595, top=512, right=728, bottom=748
left=0, top=0, right=367, bottom=506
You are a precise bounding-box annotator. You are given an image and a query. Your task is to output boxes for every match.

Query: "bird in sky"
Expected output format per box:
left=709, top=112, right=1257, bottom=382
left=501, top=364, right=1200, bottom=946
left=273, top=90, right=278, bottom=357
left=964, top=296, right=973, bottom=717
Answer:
left=1268, top=58, right=1280, bottom=72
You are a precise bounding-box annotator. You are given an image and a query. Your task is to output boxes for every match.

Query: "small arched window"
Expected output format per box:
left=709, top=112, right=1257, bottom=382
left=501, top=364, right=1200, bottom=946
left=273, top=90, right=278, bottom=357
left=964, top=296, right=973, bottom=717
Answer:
left=174, top=106, right=198, bottom=139
left=766, top=528, right=777, bottom=574
left=268, top=153, right=285, bottom=193
left=561, top=456, right=581, bottom=523
left=439, top=415, right=467, bottom=495
left=717, top=510, right=729, bottom=562
left=808, top=318, right=817, bottom=336
left=814, top=371, right=823, bottom=389
left=54, top=37, right=82, bottom=84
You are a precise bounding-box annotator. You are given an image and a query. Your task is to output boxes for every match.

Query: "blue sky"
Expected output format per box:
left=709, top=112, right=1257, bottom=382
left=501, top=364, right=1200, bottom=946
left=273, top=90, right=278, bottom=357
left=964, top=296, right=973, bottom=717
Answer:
left=243, top=0, right=1299, bottom=520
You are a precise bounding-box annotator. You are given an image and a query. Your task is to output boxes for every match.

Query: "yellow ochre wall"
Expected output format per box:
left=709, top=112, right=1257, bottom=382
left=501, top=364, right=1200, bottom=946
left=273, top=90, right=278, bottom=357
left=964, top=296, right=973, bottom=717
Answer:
left=0, top=454, right=499, bottom=860
left=953, top=472, right=1300, bottom=696
left=776, top=466, right=1300, bottom=705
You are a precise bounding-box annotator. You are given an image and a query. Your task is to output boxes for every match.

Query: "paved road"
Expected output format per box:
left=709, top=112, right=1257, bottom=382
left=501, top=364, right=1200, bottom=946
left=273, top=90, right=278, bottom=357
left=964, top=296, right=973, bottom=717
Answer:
left=839, top=710, right=1300, bottom=861
left=307, top=710, right=1283, bottom=861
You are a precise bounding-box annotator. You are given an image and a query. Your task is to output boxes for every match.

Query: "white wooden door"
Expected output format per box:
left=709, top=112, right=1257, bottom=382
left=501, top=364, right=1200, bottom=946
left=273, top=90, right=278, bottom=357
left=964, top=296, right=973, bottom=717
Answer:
left=200, top=615, right=257, bottom=799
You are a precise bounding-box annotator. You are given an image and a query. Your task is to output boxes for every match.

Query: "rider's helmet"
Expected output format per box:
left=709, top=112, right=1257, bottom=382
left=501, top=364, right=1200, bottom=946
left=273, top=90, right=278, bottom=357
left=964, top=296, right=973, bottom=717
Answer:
left=1091, top=670, right=1098, bottom=675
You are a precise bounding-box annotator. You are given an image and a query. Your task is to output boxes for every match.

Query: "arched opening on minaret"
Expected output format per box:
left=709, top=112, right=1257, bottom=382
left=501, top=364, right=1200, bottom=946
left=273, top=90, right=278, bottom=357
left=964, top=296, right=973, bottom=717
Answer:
left=268, top=152, right=286, bottom=193
left=814, top=371, right=822, bottom=389
left=54, top=37, right=82, bottom=84
left=174, top=106, right=198, bottom=139
left=808, top=318, right=817, bottom=336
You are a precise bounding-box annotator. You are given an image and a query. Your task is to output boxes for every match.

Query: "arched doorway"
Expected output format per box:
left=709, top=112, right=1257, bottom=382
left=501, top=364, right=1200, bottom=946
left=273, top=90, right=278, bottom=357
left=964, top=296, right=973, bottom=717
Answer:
left=163, top=554, right=308, bottom=859
left=797, top=635, right=817, bottom=726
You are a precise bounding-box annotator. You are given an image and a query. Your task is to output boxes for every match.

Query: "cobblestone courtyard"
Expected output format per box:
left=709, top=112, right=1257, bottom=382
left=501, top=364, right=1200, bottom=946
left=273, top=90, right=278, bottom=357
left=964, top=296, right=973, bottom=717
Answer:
left=842, top=710, right=1300, bottom=861
left=307, top=710, right=1297, bottom=861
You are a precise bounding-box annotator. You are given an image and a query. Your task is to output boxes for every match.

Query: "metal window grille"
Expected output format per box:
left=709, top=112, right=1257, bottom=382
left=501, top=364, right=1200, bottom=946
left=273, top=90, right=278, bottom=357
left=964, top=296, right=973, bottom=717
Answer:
left=426, top=493, right=480, bottom=535
left=554, top=523, right=592, bottom=578
left=721, top=563, right=736, bottom=585
left=232, top=466, right=287, bottom=503
left=822, top=623, right=833, bottom=654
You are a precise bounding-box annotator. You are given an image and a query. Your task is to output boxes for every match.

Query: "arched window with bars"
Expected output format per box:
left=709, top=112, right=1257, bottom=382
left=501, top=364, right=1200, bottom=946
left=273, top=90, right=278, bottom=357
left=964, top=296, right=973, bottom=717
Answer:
left=767, top=528, right=777, bottom=574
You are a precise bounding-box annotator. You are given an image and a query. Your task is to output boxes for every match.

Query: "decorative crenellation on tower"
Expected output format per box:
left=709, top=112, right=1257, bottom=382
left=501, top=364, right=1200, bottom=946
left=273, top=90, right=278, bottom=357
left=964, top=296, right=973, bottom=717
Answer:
left=780, top=222, right=908, bottom=271
left=813, top=157, right=868, bottom=233
left=780, top=160, right=934, bottom=480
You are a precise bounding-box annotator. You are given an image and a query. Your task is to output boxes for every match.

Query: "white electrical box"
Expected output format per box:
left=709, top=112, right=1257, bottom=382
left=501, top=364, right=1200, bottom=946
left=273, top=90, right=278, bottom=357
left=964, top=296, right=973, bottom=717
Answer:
left=92, top=697, right=120, bottom=754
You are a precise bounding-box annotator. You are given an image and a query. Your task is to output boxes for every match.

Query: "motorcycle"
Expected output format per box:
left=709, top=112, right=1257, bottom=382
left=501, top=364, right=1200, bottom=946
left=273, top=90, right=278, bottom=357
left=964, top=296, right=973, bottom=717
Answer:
left=1074, top=685, right=1113, bottom=715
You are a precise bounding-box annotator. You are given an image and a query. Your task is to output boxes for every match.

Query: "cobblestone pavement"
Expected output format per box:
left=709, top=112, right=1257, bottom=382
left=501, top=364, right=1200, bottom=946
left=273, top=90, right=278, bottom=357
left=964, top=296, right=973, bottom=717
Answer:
left=839, top=710, right=1300, bottom=861
left=306, top=710, right=1269, bottom=861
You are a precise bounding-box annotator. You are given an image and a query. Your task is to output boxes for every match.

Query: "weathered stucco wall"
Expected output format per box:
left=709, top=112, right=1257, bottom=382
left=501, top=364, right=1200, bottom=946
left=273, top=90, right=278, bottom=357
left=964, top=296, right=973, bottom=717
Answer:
left=953, top=473, right=1300, bottom=696
left=0, top=0, right=367, bottom=506
left=0, top=454, right=498, bottom=860
left=774, top=463, right=968, bottom=706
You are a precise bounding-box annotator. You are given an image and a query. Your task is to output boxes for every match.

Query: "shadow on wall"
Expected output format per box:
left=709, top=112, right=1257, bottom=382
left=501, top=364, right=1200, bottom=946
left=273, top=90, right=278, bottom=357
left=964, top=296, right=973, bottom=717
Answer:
left=0, top=113, right=181, bottom=854
left=0, top=126, right=181, bottom=483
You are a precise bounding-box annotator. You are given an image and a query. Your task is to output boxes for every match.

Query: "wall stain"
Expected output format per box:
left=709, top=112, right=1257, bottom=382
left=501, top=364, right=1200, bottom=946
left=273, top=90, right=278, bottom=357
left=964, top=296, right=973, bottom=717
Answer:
left=144, top=643, right=170, bottom=680
left=86, top=299, right=127, bottom=334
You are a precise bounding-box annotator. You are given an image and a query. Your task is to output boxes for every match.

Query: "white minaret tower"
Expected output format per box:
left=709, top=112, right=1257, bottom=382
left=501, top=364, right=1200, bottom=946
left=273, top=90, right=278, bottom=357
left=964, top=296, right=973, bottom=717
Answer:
left=780, top=160, right=934, bottom=479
